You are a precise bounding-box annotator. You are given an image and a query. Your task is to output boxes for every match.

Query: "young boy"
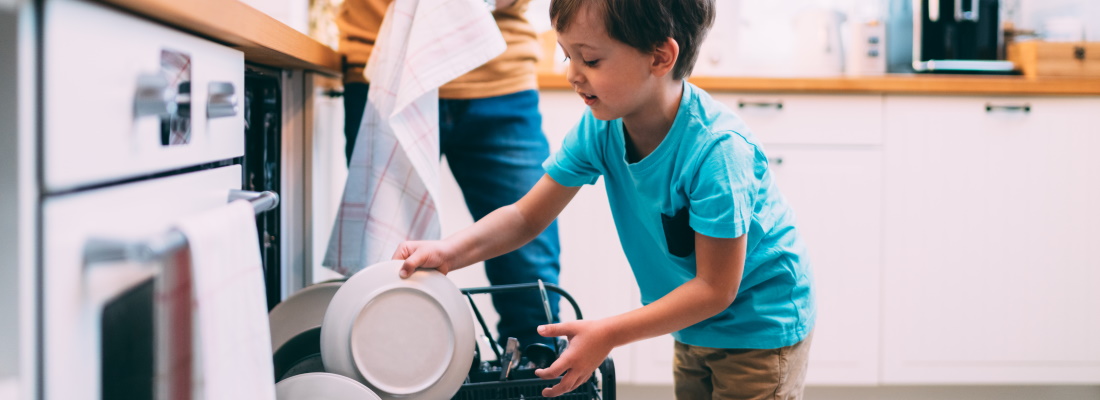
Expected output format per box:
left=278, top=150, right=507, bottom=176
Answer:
left=393, top=0, right=816, bottom=398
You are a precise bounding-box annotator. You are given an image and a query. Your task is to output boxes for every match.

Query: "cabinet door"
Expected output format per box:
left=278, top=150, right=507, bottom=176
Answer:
left=627, top=94, right=886, bottom=386
left=767, top=145, right=883, bottom=385
left=882, top=96, right=1100, bottom=384
left=627, top=146, right=884, bottom=386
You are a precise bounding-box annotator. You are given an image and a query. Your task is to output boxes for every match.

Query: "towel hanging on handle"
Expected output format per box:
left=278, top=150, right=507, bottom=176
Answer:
left=176, top=199, right=276, bottom=399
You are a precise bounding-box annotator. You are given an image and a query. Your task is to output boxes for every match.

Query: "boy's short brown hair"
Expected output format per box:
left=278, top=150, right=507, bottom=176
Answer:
left=550, top=0, right=715, bottom=80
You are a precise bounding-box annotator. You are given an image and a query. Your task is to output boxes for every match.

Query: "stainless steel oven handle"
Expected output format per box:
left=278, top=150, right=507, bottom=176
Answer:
left=83, top=190, right=280, bottom=266
left=134, top=73, right=176, bottom=118
left=207, top=81, right=239, bottom=119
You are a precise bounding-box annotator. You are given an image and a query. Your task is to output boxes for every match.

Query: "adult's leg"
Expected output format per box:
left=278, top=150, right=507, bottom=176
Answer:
left=439, top=90, right=561, bottom=347
left=342, top=82, right=370, bottom=166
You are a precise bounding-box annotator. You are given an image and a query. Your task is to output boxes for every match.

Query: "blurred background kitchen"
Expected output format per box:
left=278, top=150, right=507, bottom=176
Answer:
left=2, top=0, right=1099, bottom=399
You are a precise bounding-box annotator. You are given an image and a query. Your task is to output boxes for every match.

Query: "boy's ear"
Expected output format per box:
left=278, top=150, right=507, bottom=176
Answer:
left=650, top=37, right=680, bottom=78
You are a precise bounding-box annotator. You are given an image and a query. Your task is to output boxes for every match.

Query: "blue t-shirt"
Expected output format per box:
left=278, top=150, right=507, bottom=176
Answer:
left=543, top=82, right=815, bottom=349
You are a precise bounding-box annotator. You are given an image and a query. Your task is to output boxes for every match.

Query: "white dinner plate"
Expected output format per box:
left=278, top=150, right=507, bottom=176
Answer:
left=275, top=372, right=381, bottom=400
left=268, top=281, right=343, bottom=352
left=321, top=260, right=475, bottom=400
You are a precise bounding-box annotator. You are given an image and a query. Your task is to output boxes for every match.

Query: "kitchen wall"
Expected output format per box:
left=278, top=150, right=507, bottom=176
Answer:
left=240, top=0, right=310, bottom=34
left=527, top=0, right=1099, bottom=77
left=1019, top=0, right=1100, bottom=40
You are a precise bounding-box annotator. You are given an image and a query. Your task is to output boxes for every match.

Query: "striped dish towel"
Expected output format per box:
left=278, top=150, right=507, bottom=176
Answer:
left=323, top=0, right=505, bottom=274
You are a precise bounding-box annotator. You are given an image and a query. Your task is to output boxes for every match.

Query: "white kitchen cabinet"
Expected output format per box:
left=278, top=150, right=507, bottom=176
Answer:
left=882, top=95, right=1100, bottom=384
left=628, top=144, right=885, bottom=387
left=765, top=145, right=883, bottom=385
left=712, top=93, right=884, bottom=146
left=720, top=93, right=885, bottom=386
left=614, top=92, right=887, bottom=386
left=724, top=92, right=887, bottom=386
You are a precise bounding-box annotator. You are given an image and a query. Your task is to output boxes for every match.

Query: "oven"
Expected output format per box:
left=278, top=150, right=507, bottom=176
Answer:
left=39, top=0, right=282, bottom=398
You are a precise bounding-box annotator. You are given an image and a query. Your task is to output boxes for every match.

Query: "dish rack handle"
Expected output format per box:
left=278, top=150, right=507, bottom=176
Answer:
left=460, top=282, right=583, bottom=320
left=460, top=282, right=583, bottom=362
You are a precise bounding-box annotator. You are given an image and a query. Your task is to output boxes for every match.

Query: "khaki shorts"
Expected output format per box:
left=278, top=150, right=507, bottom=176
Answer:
left=672, top=331, right=813, bottom=400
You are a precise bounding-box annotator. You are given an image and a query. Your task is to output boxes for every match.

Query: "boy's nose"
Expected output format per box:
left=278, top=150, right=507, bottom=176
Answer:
left=565, top=63, right=584, bottom=86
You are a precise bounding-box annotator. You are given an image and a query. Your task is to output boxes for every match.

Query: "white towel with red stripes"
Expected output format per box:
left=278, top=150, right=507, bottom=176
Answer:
left=176, top=199, right=275, bottom=399
left=323, top=0, right=505, bottom=274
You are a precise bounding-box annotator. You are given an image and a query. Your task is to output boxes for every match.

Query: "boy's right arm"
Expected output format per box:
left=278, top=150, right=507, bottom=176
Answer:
left=394, top=174, right=580, bottom=278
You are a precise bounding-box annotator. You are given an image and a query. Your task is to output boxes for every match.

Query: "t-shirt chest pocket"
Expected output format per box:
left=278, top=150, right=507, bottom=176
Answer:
left=661, top=207, right=696, bottom=257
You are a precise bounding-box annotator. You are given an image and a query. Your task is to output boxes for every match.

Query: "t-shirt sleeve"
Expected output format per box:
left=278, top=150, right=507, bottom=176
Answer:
left=542, top=110, right=602, bottom=187
left=687, top=135, right=758, bottom=239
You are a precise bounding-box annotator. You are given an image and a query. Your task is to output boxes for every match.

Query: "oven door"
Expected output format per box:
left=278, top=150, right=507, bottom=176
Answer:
left=41, top=165, right=242, bottom=400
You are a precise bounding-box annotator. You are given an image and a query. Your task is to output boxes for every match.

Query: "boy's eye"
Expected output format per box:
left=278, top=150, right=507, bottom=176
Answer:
left=583, top=59, right=600, bottom=67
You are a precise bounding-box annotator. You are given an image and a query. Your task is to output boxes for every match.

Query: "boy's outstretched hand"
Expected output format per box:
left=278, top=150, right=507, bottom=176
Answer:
left=534, top=319, right=615, bottom=397
left=391, top=240, right=457, bottom=278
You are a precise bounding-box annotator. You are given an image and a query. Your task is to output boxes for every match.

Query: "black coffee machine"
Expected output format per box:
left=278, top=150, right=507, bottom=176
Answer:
left=912, top=0, right=1015, bottom=73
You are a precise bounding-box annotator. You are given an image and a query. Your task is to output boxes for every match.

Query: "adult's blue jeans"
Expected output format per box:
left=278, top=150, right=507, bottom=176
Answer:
left=344, top=83, right=561, bottom=347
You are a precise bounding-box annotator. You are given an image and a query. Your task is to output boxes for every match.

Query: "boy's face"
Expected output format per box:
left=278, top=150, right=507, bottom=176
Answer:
left=556, top=4, right=656, bottom=121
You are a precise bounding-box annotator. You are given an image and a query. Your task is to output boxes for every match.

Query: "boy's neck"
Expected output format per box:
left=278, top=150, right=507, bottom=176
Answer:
left=622, top=79, right=684, bottom=162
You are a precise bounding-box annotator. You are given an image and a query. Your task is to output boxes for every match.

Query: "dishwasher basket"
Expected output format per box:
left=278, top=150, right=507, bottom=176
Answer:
left=453, top=283, right=615, bottom=400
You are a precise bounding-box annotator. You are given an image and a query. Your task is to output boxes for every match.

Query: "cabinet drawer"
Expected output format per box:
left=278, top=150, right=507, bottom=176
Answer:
left=44, top=0, right=244, bottom=192
left=710, top=93, right=883, bottom=146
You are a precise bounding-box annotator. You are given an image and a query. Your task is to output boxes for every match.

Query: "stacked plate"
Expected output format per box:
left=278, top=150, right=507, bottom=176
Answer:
left=275, top=372, right=381, bottom=400
left=322, top=260, right=476, bottom=400
left=269, top=260, right=475, bottom=400
left=270, top=281, right=342, bottom=381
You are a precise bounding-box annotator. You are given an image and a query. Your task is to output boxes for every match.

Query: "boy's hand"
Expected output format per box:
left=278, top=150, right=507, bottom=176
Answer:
left=391, top=240, right=457, bottom=278
left=533, top=319, right=614, bottom=397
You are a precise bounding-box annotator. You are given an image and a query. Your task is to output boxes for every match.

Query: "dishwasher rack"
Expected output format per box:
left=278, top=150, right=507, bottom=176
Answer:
left=453, top=283, right=615, bottom=400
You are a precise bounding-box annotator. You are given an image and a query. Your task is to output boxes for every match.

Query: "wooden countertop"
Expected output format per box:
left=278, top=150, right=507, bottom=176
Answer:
left=93, top=0, right=341, bottom=75
left=539, top=73, right=1100, bottom=95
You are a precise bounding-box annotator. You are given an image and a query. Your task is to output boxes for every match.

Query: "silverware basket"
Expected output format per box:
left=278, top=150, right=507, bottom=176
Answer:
left=454, top=283, right=615, bottom=400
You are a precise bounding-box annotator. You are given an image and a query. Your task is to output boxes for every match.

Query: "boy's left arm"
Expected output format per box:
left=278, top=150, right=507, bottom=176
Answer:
left=534, top=232, right=746, bottom=397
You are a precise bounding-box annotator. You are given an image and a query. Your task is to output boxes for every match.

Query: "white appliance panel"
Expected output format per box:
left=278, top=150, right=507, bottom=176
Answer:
left=44, top=0, right=244, bottom=192
left=42, top=165, right=241, bottom=400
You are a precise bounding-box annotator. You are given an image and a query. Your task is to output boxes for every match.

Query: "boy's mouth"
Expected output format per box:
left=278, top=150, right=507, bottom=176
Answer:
left=578, top=91, right=598, bottom=106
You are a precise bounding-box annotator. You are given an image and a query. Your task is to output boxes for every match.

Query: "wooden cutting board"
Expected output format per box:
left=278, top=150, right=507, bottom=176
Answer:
left=1008, top=41, right=1100, bottom=79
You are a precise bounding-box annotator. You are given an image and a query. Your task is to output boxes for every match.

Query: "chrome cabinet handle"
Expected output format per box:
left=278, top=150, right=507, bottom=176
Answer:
left=738, top=100, right=784, bottom=110
left=985, top=103, right=1031, bottom=113
left=83, top=190, right=280, bottom=266
left=207, top=81, right=238, bottom=119
left=134, top=73, right=175, bottom=118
